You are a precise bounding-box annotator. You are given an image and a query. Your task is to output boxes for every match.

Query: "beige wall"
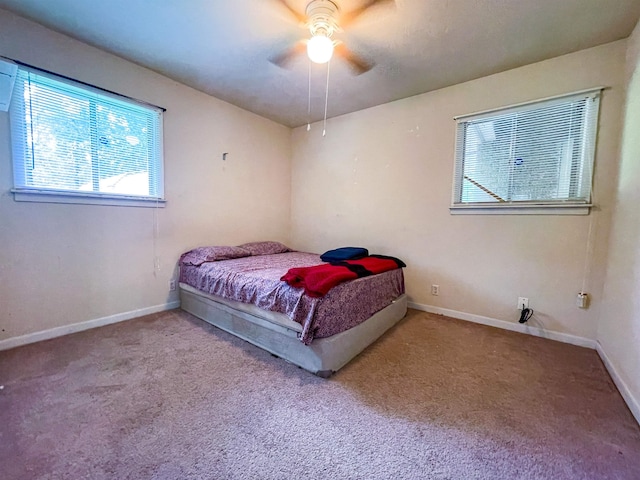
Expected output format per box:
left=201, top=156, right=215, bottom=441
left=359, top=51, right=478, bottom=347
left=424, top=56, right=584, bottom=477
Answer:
left=0, top=5, right=636, bottom=411
left=291, top=41, right=626, bottom=340
left=0, top=10, right=291, bottom=340
left=598, top=21, right=640, bottom=415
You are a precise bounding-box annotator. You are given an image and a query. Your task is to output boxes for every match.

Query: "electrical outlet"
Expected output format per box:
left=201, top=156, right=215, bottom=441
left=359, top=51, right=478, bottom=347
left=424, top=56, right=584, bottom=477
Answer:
left=431, top=284, right=439, bottom=296
left=517, top=297, right=529, bottom=309
left=169, top=279, right=176, bottom=291
left=576, top=292, right=588, bottom=309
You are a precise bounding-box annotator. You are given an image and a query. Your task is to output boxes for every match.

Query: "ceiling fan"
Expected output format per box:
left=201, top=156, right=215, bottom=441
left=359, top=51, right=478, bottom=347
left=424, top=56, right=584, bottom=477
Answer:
left=270, top=0, right=394, bottom=75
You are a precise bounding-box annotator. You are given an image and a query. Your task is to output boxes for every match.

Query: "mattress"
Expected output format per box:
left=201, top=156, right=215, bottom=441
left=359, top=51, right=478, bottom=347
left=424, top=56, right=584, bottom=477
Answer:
left=179, top=251, right=405, bottom=344
left=180, top=283, right=303, bottom=333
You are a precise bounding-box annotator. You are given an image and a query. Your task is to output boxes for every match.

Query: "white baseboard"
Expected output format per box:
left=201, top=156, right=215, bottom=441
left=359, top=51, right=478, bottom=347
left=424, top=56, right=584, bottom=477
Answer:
left=596, top=342, right=640, bottom=426
left=408, top=301, right=640, bottom=426
left=0, top=301, right=181, bottom=351
left=408, top=301, right=597, bottom=349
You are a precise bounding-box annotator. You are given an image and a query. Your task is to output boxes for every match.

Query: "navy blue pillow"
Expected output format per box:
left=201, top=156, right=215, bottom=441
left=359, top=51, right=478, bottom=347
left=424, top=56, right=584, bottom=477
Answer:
left=320, top=247, right=369, bottom=262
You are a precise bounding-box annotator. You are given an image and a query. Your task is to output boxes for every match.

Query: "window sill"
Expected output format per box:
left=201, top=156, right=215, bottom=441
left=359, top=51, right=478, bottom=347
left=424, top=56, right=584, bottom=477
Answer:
left=12, top=189, right=166, bottom=208
left=450, top=203, right=592, bottom=215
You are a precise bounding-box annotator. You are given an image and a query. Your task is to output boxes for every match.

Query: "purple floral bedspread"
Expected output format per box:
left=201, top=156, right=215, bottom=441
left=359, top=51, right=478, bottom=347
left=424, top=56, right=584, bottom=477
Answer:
left=179, top=252, right=405, bottom=344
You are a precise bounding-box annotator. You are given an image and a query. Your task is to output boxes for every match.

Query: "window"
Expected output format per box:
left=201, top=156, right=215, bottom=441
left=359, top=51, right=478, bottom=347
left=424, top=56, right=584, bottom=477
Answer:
left=9, top=66, right=164, bottom=207
left=451, top=89, right=601, bottom=214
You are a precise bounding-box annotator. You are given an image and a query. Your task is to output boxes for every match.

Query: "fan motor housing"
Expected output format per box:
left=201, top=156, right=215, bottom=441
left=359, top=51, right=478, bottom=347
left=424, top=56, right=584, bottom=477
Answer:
left=306, top=0, right=340, bottom=37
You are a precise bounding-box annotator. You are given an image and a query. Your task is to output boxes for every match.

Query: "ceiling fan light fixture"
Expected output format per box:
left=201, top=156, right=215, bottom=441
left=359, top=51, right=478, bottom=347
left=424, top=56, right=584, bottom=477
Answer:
left=307, top=34, right=334, bottom=64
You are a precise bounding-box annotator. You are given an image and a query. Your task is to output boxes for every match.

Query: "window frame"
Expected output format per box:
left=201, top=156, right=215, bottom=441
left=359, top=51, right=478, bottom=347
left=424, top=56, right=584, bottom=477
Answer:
left=8, top=63, right=166, bottom=208
left=450, top=88, right=603, bottom=215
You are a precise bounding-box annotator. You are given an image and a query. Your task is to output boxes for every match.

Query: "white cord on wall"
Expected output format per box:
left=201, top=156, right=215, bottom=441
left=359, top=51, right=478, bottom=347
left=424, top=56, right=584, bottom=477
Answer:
left=580, top=210, right=595, bottom=295
left=153, top=197, right=160, bottom=277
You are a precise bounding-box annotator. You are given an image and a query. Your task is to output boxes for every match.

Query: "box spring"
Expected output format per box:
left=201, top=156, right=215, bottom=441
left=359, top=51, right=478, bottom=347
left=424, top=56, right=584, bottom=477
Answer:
left=179, top=283, right=407, bottom=377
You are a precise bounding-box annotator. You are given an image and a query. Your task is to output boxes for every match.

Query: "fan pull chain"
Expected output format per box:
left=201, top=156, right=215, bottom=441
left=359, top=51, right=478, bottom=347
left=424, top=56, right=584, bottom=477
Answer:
left=322, top=58, right=331, bottom=137
left=307, top=60, right=311, bottom=131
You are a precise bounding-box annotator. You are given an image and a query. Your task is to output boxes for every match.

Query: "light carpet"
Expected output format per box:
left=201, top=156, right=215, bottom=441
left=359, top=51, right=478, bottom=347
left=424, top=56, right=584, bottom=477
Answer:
left=1, top=308, right=639, bottom=479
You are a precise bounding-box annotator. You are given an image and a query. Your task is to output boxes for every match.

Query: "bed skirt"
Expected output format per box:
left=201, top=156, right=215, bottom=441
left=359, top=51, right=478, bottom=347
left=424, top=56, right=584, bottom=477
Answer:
left=179, top=283, right=407, bottom=377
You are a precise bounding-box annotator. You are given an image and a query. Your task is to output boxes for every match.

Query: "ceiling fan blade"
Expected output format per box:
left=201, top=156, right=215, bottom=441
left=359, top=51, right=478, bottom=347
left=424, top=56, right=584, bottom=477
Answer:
left=340, top=0, right=395, bottom=28
left=273, top=0, right=307, bottom=24
left=334, top=43, right=374, bottom=75
left=269, top=41, right=307, bottom=68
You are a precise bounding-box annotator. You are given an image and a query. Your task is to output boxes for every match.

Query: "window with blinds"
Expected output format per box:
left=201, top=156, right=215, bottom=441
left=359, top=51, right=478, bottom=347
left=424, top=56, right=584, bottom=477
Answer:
left=9, top=66, right=164, bottom=206
left=452, top=89, right=601, bottom=213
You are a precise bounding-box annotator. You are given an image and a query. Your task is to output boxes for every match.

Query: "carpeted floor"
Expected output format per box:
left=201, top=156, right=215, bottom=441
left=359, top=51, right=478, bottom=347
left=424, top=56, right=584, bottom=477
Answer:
left=1, top=308, right=639, bottom=479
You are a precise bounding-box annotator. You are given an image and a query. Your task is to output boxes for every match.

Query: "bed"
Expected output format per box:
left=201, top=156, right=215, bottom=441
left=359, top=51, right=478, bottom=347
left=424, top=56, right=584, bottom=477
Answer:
left=178, top=242, right=407, bottom=377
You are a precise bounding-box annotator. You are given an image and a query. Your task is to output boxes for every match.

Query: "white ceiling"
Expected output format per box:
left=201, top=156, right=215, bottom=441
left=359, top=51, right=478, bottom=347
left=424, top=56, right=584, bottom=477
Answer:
left=1, top=0, right=639, bottom=127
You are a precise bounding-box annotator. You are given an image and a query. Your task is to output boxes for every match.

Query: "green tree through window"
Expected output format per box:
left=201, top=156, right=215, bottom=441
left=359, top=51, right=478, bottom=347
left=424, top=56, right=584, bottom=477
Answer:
left=10, top=67, right=163, bottom=203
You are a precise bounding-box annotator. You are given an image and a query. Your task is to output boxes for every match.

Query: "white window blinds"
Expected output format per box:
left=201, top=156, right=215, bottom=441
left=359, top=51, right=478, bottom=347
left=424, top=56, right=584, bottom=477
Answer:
left=10, top=67, right=164, bottom=202
left=452, top=89, right=601, bottom=209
